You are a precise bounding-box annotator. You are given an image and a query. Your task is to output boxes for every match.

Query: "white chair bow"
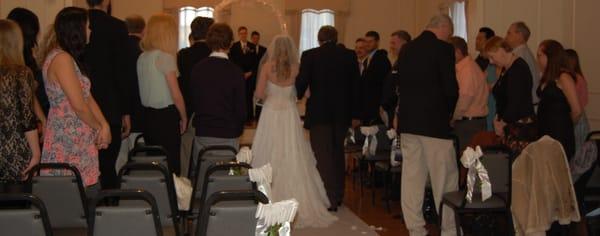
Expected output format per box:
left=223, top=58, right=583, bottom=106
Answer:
left=360, top=126, right=379, bottom=156
left=255, top=199, right=299, bottom=236
left=249, top=164, right=273, bottom=201
left=237, top=146, right=253, bottom=164
left=460, top=146, right=492, bottom=203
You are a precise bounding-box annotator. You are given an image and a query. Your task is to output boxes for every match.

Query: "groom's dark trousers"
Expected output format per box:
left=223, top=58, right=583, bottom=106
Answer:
left=309, top=123, right=347, bottom=206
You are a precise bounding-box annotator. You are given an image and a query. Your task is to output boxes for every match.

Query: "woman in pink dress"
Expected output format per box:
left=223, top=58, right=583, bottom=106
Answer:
left=39, top=7, right=111, bottom=195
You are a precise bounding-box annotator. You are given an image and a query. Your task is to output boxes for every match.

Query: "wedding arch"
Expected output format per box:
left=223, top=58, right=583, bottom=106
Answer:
left=213, top=0, right=287, bottom=33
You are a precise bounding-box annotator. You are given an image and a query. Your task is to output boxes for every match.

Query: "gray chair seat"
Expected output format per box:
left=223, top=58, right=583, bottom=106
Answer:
left=53, top=228, right=87, bottom=236
left=94, top=206, right=157, bottom=236
left=0, top=209, right=48, bottom=236
left=442, top=191, right=507, bottom=209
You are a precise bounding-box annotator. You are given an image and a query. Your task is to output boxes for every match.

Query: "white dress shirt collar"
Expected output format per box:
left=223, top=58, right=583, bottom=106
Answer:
left=210, top=52, right=229, bottom=59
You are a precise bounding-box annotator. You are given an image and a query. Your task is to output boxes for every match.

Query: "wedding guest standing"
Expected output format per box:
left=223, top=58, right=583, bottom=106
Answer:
left=475, top=27, right=495, bottom=71
left=359, top=31, right=391, bottom=125
left=190, top=23, right=246, bottom=166
left=85, top=0, right=133, bottom=192
left=138, top=14, right=187, bottom=175
left=250, top=31, right=267, bottom=61
left=474, top=27, right=499, bottom=131
left=0, top=19, right=40, bottom=192
left=124, top=14, right=145, bottom=134
left=536, top=40, right=581, bottom=160
left=296, top=26, right=361, bottom=211
left=449, top=36, right=488, bottom=151
left=506, top=22, right=540, bottom=104
left=382, top=30, right=411, bottom=128
left=484, top=36, right=534, bottom=138
left=177, top=16, right=213, bottom=174
left=7, top=8, right=49, bottom=134
left=396, top=15, right=458, bottom=235
left=565, top=49, right=590, bottom=153
left=40, top=7, right=111, bottom=195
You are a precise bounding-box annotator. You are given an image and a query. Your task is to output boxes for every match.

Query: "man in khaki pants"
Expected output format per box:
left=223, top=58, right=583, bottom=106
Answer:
left=396, top=14, right=459, bottom=236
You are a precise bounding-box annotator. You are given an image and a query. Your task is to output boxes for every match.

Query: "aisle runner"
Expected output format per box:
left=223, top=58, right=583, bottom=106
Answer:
left=293, top=206, right=379, bottom=236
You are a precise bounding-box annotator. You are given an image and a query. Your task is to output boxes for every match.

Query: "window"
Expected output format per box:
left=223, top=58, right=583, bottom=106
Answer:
left=179, top=6, right=214, bottom=49
left=299, top=9, right=335, bottom=54
left=449, top=1, right=467, bottom=41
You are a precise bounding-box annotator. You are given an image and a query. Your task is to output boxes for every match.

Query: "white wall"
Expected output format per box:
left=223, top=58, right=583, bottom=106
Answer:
left=1, top=0, right=74, bottom=36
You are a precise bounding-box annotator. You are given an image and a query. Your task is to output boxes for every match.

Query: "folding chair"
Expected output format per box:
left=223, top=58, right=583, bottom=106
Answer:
left=27, top=163, right=89, bottom=235
left=439, top=146, right=513, bottom=236
left=196, top=190, right=269, bottom=236
left=119, top=162, right=181, bottom=236
left=187, top=145, right=238, bottom=192
left=0, top=193, right=53, bottom=236
left=90, top=189, right=162, bottom=236
left=128, top=145, right=170, bottom=173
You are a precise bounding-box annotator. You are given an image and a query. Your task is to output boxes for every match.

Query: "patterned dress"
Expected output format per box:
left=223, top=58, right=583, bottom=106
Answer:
left=41, top=49, right=99, bottom=186
left=0, top=65, right=37, bottom=183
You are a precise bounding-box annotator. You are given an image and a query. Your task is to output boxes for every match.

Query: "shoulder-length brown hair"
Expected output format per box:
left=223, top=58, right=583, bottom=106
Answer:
left=140, top=14, right=178, bottom=56
left=0, top=19, right=25, bottom=66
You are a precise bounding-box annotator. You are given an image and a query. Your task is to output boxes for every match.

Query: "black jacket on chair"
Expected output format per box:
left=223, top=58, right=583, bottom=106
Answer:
left=396, top=30, right=459, bottom=139
left=359, top=49, right=391, bottom=124
left=296, top=42, right=361, bottom=129
left=85, top=9, right=134, bottom=125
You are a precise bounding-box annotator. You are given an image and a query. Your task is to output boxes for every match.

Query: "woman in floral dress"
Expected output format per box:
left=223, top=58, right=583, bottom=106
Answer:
left=40, top=7, right=111, bottom=195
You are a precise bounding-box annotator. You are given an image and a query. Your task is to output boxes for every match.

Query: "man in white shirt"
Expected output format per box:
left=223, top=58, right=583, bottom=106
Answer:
left=506, top=21, right=540, bottom=104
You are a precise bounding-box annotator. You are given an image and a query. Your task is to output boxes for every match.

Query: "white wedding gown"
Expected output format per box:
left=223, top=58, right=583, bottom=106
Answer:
left=251, top=80, right=338, bottom=229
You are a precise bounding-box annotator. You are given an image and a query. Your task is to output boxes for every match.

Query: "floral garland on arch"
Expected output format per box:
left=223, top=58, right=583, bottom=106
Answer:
left=213, top=0, right=288, bottom=33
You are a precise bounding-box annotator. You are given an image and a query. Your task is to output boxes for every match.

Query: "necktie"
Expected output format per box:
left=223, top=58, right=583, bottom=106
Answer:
left=362, top=58, right=369, bottom=76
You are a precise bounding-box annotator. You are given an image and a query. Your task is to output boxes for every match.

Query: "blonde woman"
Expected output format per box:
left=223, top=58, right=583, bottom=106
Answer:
left=138, top=14, right=187, bottom=175
left=250, top=35, right=337, bottom=228
left=0, top=19, right=40, bottom=190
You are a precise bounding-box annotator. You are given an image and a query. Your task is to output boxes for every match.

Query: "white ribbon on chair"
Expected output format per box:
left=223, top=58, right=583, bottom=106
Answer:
left=255, top=199, right=299, bottom=236
left=237, top=146, right=253, bottom=164
left=387, top=129, right=401, bottom=167
left=460, top=146, right=492, bottom=203
left=249, top=164, right=273, bottom=201
left=360, top=126, right=379, bottom=156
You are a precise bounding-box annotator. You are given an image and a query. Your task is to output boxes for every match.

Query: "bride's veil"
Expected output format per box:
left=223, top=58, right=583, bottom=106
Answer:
left=257, top=34, right=299, bottom=82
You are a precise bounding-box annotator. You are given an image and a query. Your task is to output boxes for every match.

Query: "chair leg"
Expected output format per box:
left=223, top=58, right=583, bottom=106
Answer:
left=359, top=159, right=364, bottom=196
left=371, top=162, right=376, bottom=206
left=454, top=211, right=462, bottom=236
left=384, top=170, right=391, bottom=213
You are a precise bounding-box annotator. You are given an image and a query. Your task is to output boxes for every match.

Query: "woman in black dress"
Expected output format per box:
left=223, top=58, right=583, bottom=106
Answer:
left=484, top=36, right=534, bottom=137
left=536, top=40, right=581, bottom=160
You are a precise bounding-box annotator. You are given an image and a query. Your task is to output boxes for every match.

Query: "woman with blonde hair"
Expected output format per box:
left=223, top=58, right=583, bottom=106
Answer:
left=138, top=13, right=187, bottom=175
left=0, top=19, right=40, bottom=191
left=250, top=35, right=337, bottom=228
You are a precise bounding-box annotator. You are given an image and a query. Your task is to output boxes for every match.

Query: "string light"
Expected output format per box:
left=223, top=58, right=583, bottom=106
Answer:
left=214, top=0, right=288, bottom=33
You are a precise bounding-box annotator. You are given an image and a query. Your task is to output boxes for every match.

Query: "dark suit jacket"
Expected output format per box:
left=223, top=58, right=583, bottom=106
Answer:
left=381, top=60, right=400, bottom=127
left=229, top=41, right=257, bottom=73
left=359, top=49, right=391, bottom=124
left=85, top=9, right=133, bottom=125
left=177, top=41, right=211, bottom=119
left=296, top=42, right=361, bottom=128
left=396, top=31, right=459, bottom=139
left=126, top=35, right=144, bottom=132
left=255, top=44, right=267, bottom=62
left=492, top=58, right=534, bottom=123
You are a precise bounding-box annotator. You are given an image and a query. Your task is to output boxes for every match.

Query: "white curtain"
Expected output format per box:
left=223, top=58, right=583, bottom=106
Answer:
left=449, top=1, right=467, bottom=41
left=179, top=6, right=215, bottom=49
left=299, top=9, right=335, bottom=55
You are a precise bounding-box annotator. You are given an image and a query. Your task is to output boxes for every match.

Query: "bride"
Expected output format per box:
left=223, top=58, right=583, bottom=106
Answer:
left=251, top=35, right=338, bottom=228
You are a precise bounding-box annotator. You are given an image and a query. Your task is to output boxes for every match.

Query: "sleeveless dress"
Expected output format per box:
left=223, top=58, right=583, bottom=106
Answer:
left=536, top=80, right=575, bottom=159
left=41, top=49, right=99, bottom=186
left=251, top=70, right=337, bottom=228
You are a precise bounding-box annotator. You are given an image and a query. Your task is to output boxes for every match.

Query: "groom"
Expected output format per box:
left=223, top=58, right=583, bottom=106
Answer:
left=296, top=26, right=361, bottom=211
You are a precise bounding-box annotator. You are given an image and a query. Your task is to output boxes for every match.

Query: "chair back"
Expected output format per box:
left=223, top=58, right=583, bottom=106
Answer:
left=118, top=162, right=180, bottom=231
left=91, top=190, right=162, bottom=236
left=192, top=163, right=255, bottom=214
left=478, top=146, right=512, bottom=194
left=586, top=131, right=600, bottom=190
left=189, top=146, right=238, bottom=191
left=0, top=193, right=53, bottom=236
left=196, top=190, right=269, bottom=236
left=128, top=146, right=170, bottom=174
left=28, top=163, right=88, bottom=228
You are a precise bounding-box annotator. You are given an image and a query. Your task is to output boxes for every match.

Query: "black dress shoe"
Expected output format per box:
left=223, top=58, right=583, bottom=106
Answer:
left=327, top=207, right=338, bottom=212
